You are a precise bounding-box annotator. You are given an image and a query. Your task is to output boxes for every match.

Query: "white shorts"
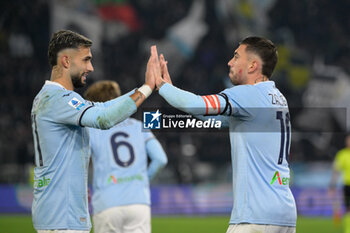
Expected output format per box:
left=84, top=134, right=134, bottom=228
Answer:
left=226, top=224, right=296, bottom=233
left=37, top=230, right=89, bottom=233
left=93, top=204, right=151, bottom=233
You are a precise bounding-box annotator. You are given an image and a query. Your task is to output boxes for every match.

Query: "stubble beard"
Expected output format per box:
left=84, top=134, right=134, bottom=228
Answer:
left=71, top=72, right=85, bottom=89
left=229, top=72, right=240, bottom=85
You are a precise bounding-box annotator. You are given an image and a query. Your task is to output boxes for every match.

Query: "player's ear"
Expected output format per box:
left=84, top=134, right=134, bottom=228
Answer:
left=59, top=54, right=70, bottom=69
left=63, top=55, right=70, bottom=69
left=248, top=60, right=258, bottom=73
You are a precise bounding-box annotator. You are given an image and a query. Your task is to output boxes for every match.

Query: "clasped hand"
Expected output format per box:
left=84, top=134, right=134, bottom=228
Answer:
left=145, top=45, right=173, bottom=91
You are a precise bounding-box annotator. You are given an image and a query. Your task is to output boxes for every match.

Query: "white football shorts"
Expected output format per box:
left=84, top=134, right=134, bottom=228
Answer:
left=93, top=204, right=151, bottom=233
left=37, top=230, right=89, bottom=233
left=226, top=223, right=296, bottom=233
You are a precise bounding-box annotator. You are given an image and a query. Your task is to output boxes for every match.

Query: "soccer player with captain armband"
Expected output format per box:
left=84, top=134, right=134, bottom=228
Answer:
left=153, top=36, right=297, bottom=233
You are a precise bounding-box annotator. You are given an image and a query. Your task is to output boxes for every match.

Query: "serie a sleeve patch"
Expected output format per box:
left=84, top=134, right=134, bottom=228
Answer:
left=68, top=97, right=85, bottom=110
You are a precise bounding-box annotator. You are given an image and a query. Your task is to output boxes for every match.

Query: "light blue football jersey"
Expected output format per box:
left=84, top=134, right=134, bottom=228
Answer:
left=158, top=81, right=296, bottom=226
left=221, top=81, right=296, bottom=226
left=89, top=118, right=166, bottom=215
left=31, top=81, right=93, bottom=230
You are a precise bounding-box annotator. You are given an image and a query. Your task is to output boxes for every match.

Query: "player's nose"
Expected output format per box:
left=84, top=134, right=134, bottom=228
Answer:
left=88, top=62, right=94, bottom=72
left=228, top=58, right=234, bottom=67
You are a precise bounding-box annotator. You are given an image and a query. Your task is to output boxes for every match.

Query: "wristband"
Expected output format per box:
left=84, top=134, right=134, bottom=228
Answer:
left=138, top=84, right=152, bottom=98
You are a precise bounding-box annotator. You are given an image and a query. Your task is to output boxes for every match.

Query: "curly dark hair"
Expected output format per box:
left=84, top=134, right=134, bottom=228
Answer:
left=48, top=30, right=92, bottom=67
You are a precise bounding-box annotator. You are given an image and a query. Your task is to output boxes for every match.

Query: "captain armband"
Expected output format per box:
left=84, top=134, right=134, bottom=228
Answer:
left=201, top=94, right=221, bottom=115
left=217, top=93, right=232, bottom=115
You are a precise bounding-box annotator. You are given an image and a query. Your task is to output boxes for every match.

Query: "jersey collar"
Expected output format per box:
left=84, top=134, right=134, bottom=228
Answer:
left=254, top=80, right=274, bottom=86
left=45, top=80, right=66, bottom=89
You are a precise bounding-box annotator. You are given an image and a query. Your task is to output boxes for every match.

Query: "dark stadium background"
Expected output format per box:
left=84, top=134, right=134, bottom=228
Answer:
left=0, top=0, right=349, bottom=232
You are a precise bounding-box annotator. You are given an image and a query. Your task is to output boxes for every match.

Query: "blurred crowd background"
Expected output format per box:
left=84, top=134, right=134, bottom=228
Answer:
left=1, top=0, right=350, bottom=186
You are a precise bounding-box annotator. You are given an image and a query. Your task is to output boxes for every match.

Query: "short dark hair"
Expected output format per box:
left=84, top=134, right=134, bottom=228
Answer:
left=84, top=80, right=121, bottom=102
left=48, top=30, right=92, bottom=67
left=240, top=36, right=278, bottom=78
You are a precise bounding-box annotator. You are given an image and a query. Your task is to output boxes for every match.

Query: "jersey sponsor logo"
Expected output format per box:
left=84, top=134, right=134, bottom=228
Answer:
left=270, top=171, right=290, bottom=185
left=202, top=95, right=220, bottom=115
left=33, top=176, right=51, bottom=188
left=143, top=110, right=161, bottom=129
left=107, top=174, right=143, bottom=184
left=68, top=97, right=85, bottom=110
left=108, top=175, right=117, bottom=184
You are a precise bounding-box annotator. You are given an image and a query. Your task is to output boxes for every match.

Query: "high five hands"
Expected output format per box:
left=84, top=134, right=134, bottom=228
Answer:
left=145, top=45, right=172, bottom=91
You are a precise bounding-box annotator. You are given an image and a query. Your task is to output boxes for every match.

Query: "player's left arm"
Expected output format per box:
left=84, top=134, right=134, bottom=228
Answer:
left=156, top=52, right=231, bottom=118
left=158, top=82, right=231, bottom=117
left=145, top=138, right=168, bottom=180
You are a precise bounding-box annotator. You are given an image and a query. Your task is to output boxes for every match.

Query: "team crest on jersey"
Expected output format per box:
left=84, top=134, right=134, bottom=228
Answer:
left=68, top=98, right=85, bottom=110
left=143, top=110, right=162, bottom=129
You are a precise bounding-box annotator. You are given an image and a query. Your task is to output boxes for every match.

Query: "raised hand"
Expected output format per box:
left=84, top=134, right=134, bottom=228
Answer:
left=159, top=54, right=172, bottom=86
left=145, top=45, right=161, bottom=90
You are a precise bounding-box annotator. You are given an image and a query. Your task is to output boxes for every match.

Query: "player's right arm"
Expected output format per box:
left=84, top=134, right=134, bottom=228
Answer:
left=145, top=137, right=168, bottom=180
left=80, top=97, right=137, bottom=129
left=94, top=89, right=136, bottom=108
left=81, top=46, right=160, bottom=129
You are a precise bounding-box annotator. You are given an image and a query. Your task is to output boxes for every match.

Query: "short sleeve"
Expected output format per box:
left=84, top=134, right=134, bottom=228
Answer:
left=221, top=85, right=258, bottom=119
left=50, top=90, right=94, bottom=126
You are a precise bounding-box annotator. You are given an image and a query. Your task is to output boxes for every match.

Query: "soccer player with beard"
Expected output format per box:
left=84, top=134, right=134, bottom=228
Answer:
left=31, top=30, right=160, bottom=233
left=153, top=37, right=297, bottom=233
